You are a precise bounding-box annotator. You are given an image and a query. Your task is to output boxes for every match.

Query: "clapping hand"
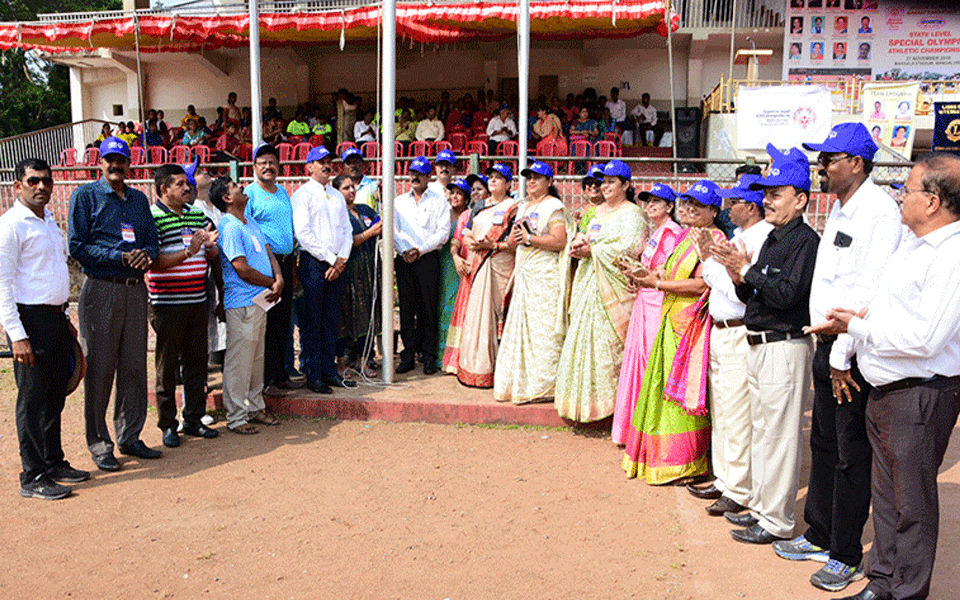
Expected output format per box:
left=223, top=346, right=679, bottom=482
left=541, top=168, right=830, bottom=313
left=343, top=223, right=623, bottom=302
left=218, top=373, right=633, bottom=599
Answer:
left=122, top=248, right=152, bottom=270
left=803, top=307, right=869, bottom=336
left=713, top=238, right=751, bottom=283
left=202, top=223, right=219, bottom=248
left=690, top=227, right=718, bottom=262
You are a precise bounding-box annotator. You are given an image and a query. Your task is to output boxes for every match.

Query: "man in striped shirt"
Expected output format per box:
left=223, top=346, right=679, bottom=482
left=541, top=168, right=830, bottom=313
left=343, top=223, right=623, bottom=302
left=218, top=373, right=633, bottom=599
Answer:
left=148, top=164, right=221, bottom=448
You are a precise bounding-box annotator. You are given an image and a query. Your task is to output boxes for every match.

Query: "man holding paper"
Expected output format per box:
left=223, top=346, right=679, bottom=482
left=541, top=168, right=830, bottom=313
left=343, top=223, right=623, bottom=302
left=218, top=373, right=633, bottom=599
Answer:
left=211, top=176, right=284, bottom=434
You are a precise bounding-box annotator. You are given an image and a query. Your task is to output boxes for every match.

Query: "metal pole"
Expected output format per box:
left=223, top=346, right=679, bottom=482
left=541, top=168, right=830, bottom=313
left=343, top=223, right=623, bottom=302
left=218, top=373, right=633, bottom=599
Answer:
left=665, top=0, right=678, bottom=183
left=380, top=0, right=397, bottom=384
left=250, top=0, right=263, bottom=145
left=134, top=14, right=147, bottom=149
left=727, top=0, right=737, bottom=83
left=517, top=0, right=530, bottom=200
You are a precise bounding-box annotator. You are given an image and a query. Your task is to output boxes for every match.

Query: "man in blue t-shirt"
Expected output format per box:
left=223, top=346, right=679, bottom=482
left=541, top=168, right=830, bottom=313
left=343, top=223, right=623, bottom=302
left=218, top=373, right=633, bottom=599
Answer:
left=211, top=176, right=284, bottom=435
left=244, top=142, right=303, bottom=393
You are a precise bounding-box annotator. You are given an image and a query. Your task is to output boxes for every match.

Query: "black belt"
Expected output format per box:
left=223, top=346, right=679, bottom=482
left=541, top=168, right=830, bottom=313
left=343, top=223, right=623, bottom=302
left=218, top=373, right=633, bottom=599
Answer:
left=714, top=318, right=744, bottom=330
left=16, top=303, right=68, bottom=313
left=90, top=274, right=142, bottom=286
left=746, top=330, right=809, bottom=346
left=876, top=375, right=942, bottom=395
left=817, top=333, right=838, bottom=344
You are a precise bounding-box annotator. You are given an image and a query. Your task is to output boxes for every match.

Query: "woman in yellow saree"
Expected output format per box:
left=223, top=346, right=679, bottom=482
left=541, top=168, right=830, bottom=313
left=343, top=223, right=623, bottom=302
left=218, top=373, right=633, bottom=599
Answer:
left=556, top=160, right=650, bottom=422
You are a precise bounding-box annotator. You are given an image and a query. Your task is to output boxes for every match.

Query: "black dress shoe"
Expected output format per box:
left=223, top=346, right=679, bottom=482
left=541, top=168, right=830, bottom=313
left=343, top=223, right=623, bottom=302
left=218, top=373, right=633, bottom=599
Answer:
left=324, top=377, right=358, bottom=389
left=277, top=378, right=306, bottom=390
left=162, top=428, right=181, bottom=448
left=307, top=380, right=333, bottom=394
left=725, top=511, right=758, bottom=527
left=423, top=362, right=438, bottom=375
left=48, top=462, right=91, bottom=483
left=731, top=523, right=788, bottom=545
left=93, top=453, right=121, bottom=472
left=182, top=423, right=219, bottom=438
left=838, top=588, right=888, bottom=600
left=396, top=361, right=415, bottom=374
left=687, top=482, right=722, bottom=500
left=706, top=496, right=747, bottom=516
left=119, top=440, right=162, bottom=459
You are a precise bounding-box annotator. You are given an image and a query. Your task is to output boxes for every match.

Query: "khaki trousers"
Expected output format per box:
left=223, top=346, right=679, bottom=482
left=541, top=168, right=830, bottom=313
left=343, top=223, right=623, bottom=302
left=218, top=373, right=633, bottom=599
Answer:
left=708, top=325, right=752, bottom=507
left=223, top=305, right=267, bottom=428
left=745, top=336, right=813, bottom=538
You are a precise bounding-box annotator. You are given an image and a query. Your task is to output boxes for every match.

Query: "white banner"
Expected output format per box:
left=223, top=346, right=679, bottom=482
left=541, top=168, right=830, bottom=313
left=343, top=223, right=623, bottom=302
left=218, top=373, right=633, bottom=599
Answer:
left=736, top=85, right=834, bottom=150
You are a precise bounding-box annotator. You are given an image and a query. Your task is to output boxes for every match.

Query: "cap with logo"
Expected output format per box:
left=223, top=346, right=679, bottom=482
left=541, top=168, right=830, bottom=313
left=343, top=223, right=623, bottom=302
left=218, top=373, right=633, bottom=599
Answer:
left=409, top=155, right=432, bottom=175
left=520, top=160, right=554, bottom=179
left=435, top=149, right=457, bottom=164
left=801, top=122, right=879, bottom=161
left=583, top=164, right=605, bottom=182
left=183, top=156, right=200, bottom=187
left=447, top=178, right=471, bottom=196
left=254, top=141, right=279, bottom=160
left=766, top=142, right=807, bottom=165
left=99, top=136, right=130, bottom=160
left=307, top=146, right=331, bottom=163
left=466, top=173, right=489, bottom=190
left=679, top=179, right=722, bottom=207
left=485, top=162, right=513, bottom=182
left=717, top=174, right=765, bottom=206
left=603, top=159, right=632, bottom=180
left=749, top=149, right=811, bottom=192
left=637, top=182, right=678, bottom=203
left=341, top=147, right=364, bottom=163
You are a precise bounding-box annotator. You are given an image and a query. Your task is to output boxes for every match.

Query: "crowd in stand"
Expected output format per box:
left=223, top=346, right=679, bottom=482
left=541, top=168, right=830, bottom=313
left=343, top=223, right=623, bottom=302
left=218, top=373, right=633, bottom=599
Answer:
left=5, top=118, right=960, bottom=600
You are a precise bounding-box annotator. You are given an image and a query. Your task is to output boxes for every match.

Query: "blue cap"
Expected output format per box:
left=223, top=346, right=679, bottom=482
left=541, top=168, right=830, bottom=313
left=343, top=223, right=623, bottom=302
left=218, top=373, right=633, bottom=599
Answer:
left=717, top=174, right=765, bottom=207
left=801, top=122, right=879, bottom=161
left=521, top=160, right=554, bottom=179
left=100, top=136, right=130, bottom=159
left=254, top=141, right=278, bottom=160
left=679, top=179, right=722, bottom=207
left=889, top=183, right=903, bottom=190
left=749, top=152, right=812, bottom=192
left=306, top=146, right=331, bottom=163
left=638, top=183, right=678, bottom=203
left=435, top=149, right=457, bottom=164
left=447, top=178, right=471, bottom=197
left=485, top=162, right=513, bottom=182
left=766, top=142, right=807, bottom=165
left=466, top=173, right=489, bottom=190
left=583, top=164, right=605, bottom=181
left=341, top=147, right=363, bottom=163
left=183, top=156, right=200, bottom=187
left=603, top=159, right=632, bottom=180
left=409, top=155, right=432, bottom=175
left=499, top=103, right=511, bottom=111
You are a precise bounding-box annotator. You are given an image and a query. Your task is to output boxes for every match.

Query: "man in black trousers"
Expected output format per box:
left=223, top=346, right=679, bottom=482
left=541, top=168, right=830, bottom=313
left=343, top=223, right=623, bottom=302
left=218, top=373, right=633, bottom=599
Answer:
left=0, top=158, right=89, bottom=499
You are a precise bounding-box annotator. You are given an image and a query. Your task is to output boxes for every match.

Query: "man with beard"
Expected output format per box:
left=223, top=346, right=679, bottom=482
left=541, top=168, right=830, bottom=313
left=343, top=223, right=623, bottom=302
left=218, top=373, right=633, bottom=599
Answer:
left=394, top=156, right=451, bottom=375
left=341, top=147, right=380, bottom=211
left=244, top=143, right=303, bottom=398
left=429, top=149, right=456, bottom=199
left=291, top=147, right=356, bottom=394
left=770, top=123, right=901, bottom=593
left=69, top=137, right=160, bottom=470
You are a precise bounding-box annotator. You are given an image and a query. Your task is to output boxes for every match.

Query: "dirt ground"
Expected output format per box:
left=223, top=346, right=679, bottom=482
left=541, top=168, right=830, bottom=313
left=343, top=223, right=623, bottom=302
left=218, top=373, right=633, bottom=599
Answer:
left=0, top=363, right=958, bottom=600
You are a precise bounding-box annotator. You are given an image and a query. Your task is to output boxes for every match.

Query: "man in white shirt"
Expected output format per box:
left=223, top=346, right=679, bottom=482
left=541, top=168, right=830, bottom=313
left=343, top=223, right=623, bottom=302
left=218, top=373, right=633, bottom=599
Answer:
left=629, top=93, right=659, bottom=146
left=394, top=155, right=451, bottom=375
left=807, top=152, right=960, bottom=600
left=772, top=123, right=902, bottom=592
left=354, top=110, right=378, bottom=144
left=486, top=105, right=517, bottom=154
left=415, top=106, right=445, bottom=142
left=606, top=86, right=628, bottom=134
left=291, top=146, right=355, bottom=394
left=693, top=174, right=773, bottom=518
left=0, top=158, right=89, bottom=500
left=428, top=148, right=456, bottom=199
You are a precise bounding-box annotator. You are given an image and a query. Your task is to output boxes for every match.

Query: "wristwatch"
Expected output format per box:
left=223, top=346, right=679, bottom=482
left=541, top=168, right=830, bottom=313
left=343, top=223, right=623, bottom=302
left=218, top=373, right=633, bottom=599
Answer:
left=739, top=263, right=751, bottom=278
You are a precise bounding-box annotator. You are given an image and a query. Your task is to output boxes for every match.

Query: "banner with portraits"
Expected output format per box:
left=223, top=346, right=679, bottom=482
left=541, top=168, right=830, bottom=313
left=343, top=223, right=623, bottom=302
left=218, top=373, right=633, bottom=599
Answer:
left=861, top=82, right=919, bottom=159
left=932, top=102, right=960, bottom=154
left=737, top=85, right=834, bottom=150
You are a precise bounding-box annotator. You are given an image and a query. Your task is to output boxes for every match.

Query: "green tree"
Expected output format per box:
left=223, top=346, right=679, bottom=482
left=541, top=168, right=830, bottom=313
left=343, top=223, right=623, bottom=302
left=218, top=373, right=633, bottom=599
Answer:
left=0, top=0, right=122, bottom=138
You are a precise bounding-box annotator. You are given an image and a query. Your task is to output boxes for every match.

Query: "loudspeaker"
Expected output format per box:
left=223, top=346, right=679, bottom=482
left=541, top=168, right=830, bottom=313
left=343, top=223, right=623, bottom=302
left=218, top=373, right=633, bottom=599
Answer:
left=674, top=107, right=701, bottom=158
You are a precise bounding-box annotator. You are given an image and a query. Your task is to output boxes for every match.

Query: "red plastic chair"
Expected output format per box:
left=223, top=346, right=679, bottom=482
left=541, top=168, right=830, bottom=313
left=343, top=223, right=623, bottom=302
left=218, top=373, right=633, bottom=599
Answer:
left=275, top=142, right=294, bottom=175
left=496, top=140, right=519, bottom=173
left=287, top=135, right=305, bottom=146
left=293, top=142, right=312, bottom=176
left=466, top=140, right=489, bottom=172
left=472, top=133, right=489, bottom=145
left=170, top=145, right=191, bottom=164
left=394, top=141, right=407, bottom=175
left=409, top=141, right=430, bottom=158
left=192, top=145, right=210, bottom=163
left=568, top=140, right=592, bottom=175
left=448, top=132, right=468, bottom=154
left=361, top=141, right=381, bottom=175
left=129, top=146, right=145, bottom=179
left=604, top=131, right=622, bottom=155
left=432, top=141, right=453, bottom=156
left=167, top=127, right=184, bottom=144
left=594, top=140, right=617, bottom=159
left=536, top=140, right=562, bottom=175
left=335, top=141, right=357, bottom=157
left=147, top=146, right=168, bottom=165
left=58, top=148, right=77, bottom=181
left=308, top=134, right=326, bottom=148
left=237, top=143, right=253, bottom=177
left=83, top=147, right=101, bottom=180
left=450, top=124, right=467, bottom=133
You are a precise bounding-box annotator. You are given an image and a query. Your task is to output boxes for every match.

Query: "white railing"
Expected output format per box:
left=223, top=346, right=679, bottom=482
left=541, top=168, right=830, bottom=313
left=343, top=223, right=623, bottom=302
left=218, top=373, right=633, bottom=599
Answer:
left=0, top=119, right=114, bottom=176
left=678, top=0, right=785, bottom=30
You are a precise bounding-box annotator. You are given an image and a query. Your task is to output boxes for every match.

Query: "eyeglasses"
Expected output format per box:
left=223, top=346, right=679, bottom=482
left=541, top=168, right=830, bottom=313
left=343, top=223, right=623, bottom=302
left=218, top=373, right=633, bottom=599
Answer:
left=895, top=185, right=933, bottom=200
left=25, top=176, right=54, bottom=187
left=817, top=153, right=854, bottom=167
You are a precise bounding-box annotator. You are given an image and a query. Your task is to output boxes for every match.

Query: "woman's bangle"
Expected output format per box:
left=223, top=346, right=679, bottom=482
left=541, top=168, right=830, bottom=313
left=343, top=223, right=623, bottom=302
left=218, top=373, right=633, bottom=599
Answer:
left=654, top=280, right=661, bottom=290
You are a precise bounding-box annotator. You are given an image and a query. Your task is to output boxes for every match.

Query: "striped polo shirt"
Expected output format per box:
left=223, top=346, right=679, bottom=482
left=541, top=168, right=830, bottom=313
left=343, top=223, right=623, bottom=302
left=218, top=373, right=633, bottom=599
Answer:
left=148, top=201, right=213, bottom=305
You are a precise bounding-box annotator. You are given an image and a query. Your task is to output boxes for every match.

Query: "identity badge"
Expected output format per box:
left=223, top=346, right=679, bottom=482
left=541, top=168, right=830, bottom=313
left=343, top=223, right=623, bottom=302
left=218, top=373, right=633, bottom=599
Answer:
left=528, top=212, right=539, bottom=232
left=182, top=227, right=193, bottom=248
left=121, top=222, right=136, bottom=243
left=588, top=222, right=602, bottom=243
left=250, top=233, right=263, bottom=253
left=493, top=209, right=506, bottom=225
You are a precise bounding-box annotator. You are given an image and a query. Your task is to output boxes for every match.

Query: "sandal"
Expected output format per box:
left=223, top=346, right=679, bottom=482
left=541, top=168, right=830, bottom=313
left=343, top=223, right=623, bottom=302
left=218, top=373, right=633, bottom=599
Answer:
left=249, top=410, right=281, bottom=426
left=229, top=423, right=259, bottom=435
